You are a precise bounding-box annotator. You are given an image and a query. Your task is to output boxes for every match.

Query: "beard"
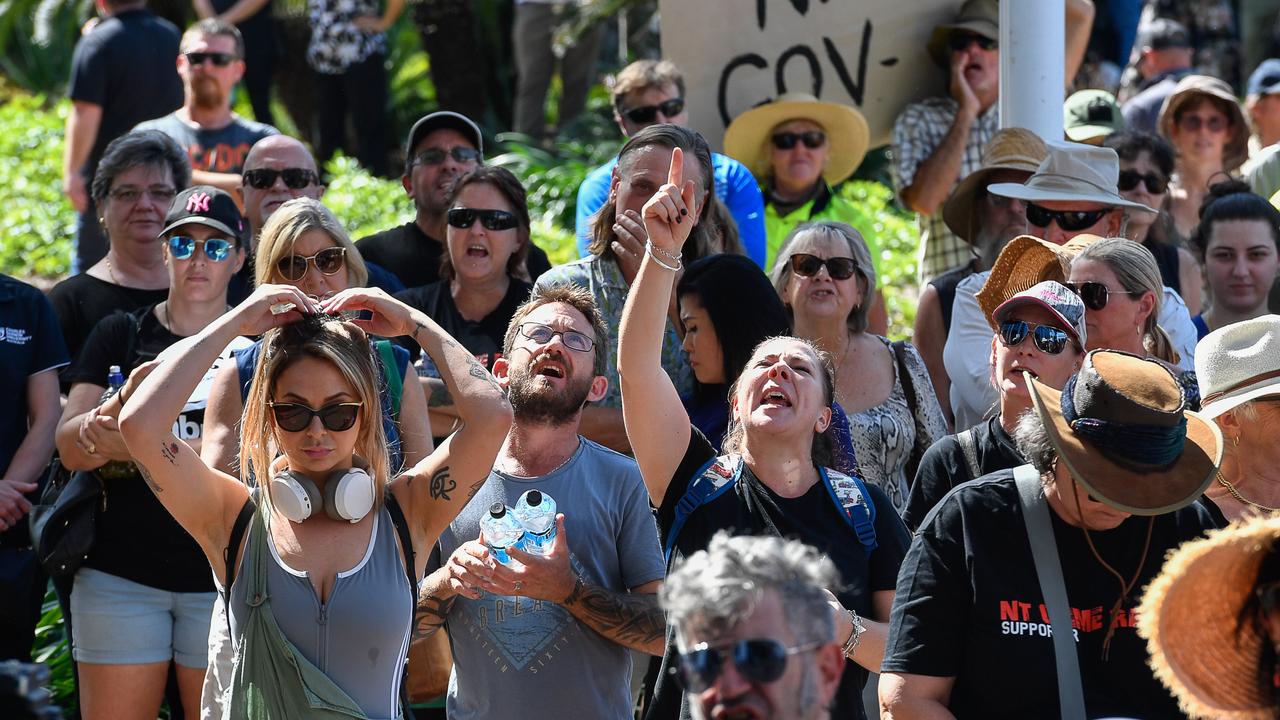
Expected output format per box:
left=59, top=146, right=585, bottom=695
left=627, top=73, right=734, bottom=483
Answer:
left=507, top=358, right=594, bottom=427
left=191, top=75, right=226, bottom=109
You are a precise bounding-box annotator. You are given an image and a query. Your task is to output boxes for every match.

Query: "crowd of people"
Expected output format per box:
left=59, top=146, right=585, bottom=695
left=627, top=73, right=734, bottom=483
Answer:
left=9, top=0, right=1280, bottom=719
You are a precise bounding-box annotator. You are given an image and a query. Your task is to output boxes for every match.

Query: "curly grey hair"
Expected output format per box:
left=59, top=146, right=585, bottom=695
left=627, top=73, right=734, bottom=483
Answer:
left=1012, top=409, right=1059, bottom=475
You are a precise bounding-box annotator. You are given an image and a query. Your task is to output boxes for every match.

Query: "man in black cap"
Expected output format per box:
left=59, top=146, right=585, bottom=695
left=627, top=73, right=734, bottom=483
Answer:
left=1120, top=19, right=1195, bottom=134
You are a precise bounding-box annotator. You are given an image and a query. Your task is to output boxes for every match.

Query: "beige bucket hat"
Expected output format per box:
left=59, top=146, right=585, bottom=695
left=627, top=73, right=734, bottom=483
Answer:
left=987, top=141, right=1158, bottom=214
left=1195, top=315, right=1280, bottom=418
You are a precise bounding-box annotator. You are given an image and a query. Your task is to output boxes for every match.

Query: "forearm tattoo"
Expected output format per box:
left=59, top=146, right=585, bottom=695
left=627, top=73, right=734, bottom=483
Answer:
left=138, top=463, right=164, bottom=495
left=563, top=577, right=666, bottom=648
left=412, top=582, right=456, bottom=641
left=425, top=378, right=453, bottom=408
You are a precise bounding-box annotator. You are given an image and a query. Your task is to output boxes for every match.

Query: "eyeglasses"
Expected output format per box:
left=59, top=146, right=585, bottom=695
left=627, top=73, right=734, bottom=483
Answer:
left=1117, top=169, right=1169, bottom=194
left=268, top=401, right=362, bottom=433
left=948, top=32, right=998, bottom=52
left=1177, top=114, right=1228, bottom=133
left=517, top=322, right=595, bottom=352
left=789, top=253, right=859, bottom=280
left=184, top=51, right=236, bottom=67
left=168, top=236, right=235, bottom=262
left=771, top=131, right=826, bottom=151
left=447, top=208, right=519, bottom=231
left=412, top=147, right=482, bottom=167
left=108, top=185, right=178, bottom=204
left=275, top=247, right=346, bottom=281
left=1025, top=203, right=1110, bottom=232
left=243, top=167, right=319, bottom=190
left=998, top=320, right=1074, bottom=355
left=1064, top=281, right=1142, bottom=311
left=676, top=639, right=821, bottom=693
left=622, top=97, right=685, bottom=125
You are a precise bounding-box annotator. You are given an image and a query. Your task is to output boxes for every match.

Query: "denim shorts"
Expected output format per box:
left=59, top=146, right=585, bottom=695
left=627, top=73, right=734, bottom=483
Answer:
left=71, top=567, right=216, bottom=667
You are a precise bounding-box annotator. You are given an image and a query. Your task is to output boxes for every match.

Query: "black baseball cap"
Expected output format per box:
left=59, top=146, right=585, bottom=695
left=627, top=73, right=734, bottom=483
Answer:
left=160, top=186, right=244, bottom=239
left=404, top=111, right=484, bottom=161
left=1138, top=18, right=1191, bottom=51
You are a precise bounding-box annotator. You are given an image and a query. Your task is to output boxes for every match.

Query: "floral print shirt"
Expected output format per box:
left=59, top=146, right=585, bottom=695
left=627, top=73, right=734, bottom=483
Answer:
left=307, top=0, right=387, bottom=75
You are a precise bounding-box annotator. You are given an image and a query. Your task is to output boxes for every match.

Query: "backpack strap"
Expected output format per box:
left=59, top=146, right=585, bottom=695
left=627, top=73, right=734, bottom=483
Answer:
left=663, top=454, right=743, bottom=563
left=820, top=466, right=878, bottom=556
left=891, top=340, right=924, bottom=482
left=956, top=428, right=982, bottom=481
left=376, top=340, right=404, bottom=421
left=222, top=495, right=257, bottom=638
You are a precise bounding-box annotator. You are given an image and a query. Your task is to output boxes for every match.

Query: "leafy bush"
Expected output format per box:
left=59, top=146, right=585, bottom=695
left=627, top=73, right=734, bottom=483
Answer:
left=0, top=93, right=75, bottom=278
left=838, top=180, right=920, bottom=339
left=31, top=588, right=75, bottom=716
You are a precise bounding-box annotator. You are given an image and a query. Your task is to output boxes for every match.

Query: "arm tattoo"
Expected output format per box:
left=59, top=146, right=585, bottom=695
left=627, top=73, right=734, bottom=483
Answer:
left=425, top=378, right=453, bottom=408
left=412, top=583, right=456, bottom=641
left=562, top=577, right=666, bottom=650
left=428, top=466, right=456, bottom=501
left=138, top=463, right=164, bottom=495
left=467, top=360, right=503, bottom=395
left=160, top=440, right=180, bottom=465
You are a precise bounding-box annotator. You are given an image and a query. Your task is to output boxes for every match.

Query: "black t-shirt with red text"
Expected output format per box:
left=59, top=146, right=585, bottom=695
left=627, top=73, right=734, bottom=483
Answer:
left=883, top=469, right=1223, bottom=719
left=134, top=112, right=278, bottom=175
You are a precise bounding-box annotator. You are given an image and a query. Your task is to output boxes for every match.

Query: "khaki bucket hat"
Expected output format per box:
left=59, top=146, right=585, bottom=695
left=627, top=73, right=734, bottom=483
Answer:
left=988, top=142, right=1158, bottom=214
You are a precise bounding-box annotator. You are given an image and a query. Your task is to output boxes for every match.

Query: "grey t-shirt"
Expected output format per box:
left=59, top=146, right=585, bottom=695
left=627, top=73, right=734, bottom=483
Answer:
left=437, top=438, right=665, bottom=720
left=134, top=112, right=278, bottom=174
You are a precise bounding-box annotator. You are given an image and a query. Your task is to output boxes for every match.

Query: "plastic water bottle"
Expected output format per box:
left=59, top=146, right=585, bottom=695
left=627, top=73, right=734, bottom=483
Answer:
left=97, top=365, right=138, bottom=480
left=512, top=490, right=557, bottom=556
left=480, top=503, right=525, bottom=567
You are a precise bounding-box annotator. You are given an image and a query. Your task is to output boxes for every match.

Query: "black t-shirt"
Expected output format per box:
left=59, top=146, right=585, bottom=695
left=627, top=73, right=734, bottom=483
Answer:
left=357, top=220, right=553, bottom=290
left=883, top=469, right=1224, bottom=719
left=644, top=427, right=910, bottom=720
left=393, top=279, right=532, bottom=369
left=211, top=0, right=274, bottom=40
left=48, top=273, right=168, bottom=380
left=904, top=414, right=1023, bottom=532
left=67, top=8, right=182, bottom=181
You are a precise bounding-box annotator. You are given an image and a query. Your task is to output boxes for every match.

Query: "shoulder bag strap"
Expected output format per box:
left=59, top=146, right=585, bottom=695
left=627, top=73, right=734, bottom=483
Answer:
left=1013, top=464, right=1086, bottom=720
left=956, top=428, right=982, bottom=481
left=382, top=492, right=418, bottom=718
left=891, top=340, right=919, bottom=418
left=222, top=496, right=257, bottom=638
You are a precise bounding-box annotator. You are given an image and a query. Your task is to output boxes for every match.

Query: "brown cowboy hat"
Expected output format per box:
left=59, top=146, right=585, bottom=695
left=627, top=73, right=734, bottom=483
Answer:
left=943, top=128, right=1048, bottom=243
left=974, top=233, right=1103, bottom=330
left=1157, top=75, right=1250, bottom=172
left=723, top=92, right=869, bottom=187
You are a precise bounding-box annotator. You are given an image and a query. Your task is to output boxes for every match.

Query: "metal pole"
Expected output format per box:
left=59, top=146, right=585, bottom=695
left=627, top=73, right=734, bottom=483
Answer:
left=999, top=0, right=1064, bottom=142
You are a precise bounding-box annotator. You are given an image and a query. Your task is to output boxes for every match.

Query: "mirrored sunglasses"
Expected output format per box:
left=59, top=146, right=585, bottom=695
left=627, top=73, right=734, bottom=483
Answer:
left=998, top=320, right=1073, bottom=355
left=447, top=208, right=519, bottom=231
left=771, top=131, right=826, bottom=150
left=622, top=97, right=685, bottom=125
left=168, top=236, right=235, bottom=262
left=789, top=253, right=859, bottom=280
left=276, top=247, right=346, bottom=282
left=268, top=401, right=362, bottom=433
left=677, top=639, right=821, bottom=693
left=1025, top=203, right=1109, bottom=232
left=243, top=167, right=319, bottom=190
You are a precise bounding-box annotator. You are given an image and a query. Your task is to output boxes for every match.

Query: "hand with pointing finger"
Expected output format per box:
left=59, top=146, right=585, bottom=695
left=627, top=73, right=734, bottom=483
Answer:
left=641, top=147, right=698, bottom=258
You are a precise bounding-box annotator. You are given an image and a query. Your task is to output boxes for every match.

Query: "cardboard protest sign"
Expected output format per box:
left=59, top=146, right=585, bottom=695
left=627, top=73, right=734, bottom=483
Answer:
left=659, top=0, right=960, bottom=149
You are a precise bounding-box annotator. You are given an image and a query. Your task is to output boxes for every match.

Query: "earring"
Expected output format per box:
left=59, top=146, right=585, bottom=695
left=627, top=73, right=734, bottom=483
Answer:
left=1235, top=435, right=1242, bottom=448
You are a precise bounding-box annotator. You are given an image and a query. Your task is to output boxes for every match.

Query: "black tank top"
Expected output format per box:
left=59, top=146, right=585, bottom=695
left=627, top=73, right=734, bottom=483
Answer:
left=1143, top=238, right=1181, bottom=294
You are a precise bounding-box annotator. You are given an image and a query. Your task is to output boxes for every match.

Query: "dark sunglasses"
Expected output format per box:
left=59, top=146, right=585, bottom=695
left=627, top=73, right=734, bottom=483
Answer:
left=276, top=247, right=346, bottom=282
left=517, top=322, right=594, bottom=352
left=948, top=32, right=998, bottom=52
left=1025, top=203, right=1110, bottom=232
left=447, top=207, right=519, bottom=231
left=998, top=320, right=1074, bottom=355
left=771, top=131, right=826, bottom=151
left=243, top=167, right=319, bottom=190
left=1064, top=281, right=1141, bottom=311
left=268, top=401, right=362, bottom=433
left=1117, top=169, right=1169, bottom=195
left=168, top=236, right=235, bottom=262
left=789, top=253, right=859, bottom=280
left=413, top=147, right=482, bottom=167
left=1177, top=114, right=1228, bottom=133
left=622, top=97, right=685, bottom=125
left=677, top=639, right=821, bottom=693
left=185, top=51, right=236, bottom=67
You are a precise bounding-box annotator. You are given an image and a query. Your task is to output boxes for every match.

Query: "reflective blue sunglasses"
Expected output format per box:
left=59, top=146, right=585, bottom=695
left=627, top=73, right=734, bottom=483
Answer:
left=168, top=235, right=235, bottom=262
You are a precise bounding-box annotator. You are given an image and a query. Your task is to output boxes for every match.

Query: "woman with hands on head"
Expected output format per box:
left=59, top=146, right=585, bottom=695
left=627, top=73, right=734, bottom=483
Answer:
left=618, top=149, right=910, bottom=720
left=116, top=283, right=511, bottom=718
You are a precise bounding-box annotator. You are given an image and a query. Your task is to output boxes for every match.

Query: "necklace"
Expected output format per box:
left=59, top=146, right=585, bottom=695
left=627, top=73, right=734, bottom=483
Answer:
left=162, top=301, right=173, bottom=334
left=1217, top=472, right=1280, bottom=512
left=105, top=254, right=120, bottom=285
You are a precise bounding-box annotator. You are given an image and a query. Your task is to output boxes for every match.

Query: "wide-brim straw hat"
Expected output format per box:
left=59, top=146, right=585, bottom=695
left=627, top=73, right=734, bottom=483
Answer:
left=974, top=233, right=1103, bottom=330
left=943, top=128, right=1049, bottom=243
left=723, top=92, right=869, bottom=187
left=1025, top=350, right=1223, bottom=515
left=926, top=0, right=999, bottom=68
left=988, top=141, right=1157, bottom=214
left=1157, top=74, right=1250, bottom=172
left=1138, top=515, right=1280, bottom=719
left=1195, top=315, right=1280, bottom=418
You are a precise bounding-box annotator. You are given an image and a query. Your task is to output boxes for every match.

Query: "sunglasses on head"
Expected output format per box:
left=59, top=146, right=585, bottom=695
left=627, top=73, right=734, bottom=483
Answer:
left=789, top=253, right=859, bottom=280
left=184, top=51, right=235, bottom=67
left=268, top=401, right=362, bottom=433
left=998, top=320, right=1074, bottom=355
left=243, top=167, right=319, bottom=190
left=1063, top=281, right=1141, bottom=311
left=447, top=207, right=519, bottom=231
left=276, top=247, right=346, bottom=282
left=413, top=147, right=482, bottom=167
left=1177, top=114, right=1228, bottom=133
left=622, top=97, right=685, bottom=125
left=1025, top=203, right=1110, bottom=232
left=168, top=236, right=235, bottom=262
left=948, top=32, right=998, bottom=52
left=517, top=322, right=594, bottom=352
left=1117, top=169, right=1169, bottom=194
left=771, top=131, right=826, bottom=151
left=677, top=639, right=821, bottom=693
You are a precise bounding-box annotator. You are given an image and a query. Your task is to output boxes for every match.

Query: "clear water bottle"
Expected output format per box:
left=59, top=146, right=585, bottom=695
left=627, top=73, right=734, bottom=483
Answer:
left=480, top=503, right=525, bottom=567
left=97, top=365, right=138, bottom=480
left=512, top=489, right=557, bottom=556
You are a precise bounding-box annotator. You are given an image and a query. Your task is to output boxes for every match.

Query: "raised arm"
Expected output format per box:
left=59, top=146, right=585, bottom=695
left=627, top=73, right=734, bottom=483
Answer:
left=618, top=148, right=695, bottom=504
left=200, top=360, right=246, bottom=475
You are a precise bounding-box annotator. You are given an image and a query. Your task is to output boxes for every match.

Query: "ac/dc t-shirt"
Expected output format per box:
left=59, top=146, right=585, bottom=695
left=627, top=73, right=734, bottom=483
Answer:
left=883, top=469, right=1224, bottom=719
left=903, top=414, right=1024, bottom=532
left=134, top=112, right=278, bottom=175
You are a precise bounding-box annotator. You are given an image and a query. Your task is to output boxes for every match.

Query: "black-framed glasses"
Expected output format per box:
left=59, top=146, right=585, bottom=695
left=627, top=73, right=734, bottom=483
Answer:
left=1025, top=203, right=1110, bottom=232
left=1177, top=114, right=1228, bottom=133
left=948, top=32, right=998, bottom=52
left=243, top=167, right=319, bottom=190
left=1117, top=169, right=1169, bottom=194
left=998, top=320, right=1074, bottom=355
left=447, top=208, right=519, bottom=231
left=1063, top=281, right=1141, bottom=311
left=622, top=97, right=685, bottom=125
left=676, top=639, right=822, bottom=693
left=168, top=236, right=235, bottom=262
left=771, top=131, right=826, bottom=151
left=184, top=51, right=236, bottom=67
left=789, top=253, right=859, bottom=280
left=108, top=185, right=178, bottom=204
left=276, top=247, right=346, bottom=281
left=517, top=322, right=594, bottom=352
left=268, top=401, right=362, bottom=433
left=412, top=147, right=482, bottom=167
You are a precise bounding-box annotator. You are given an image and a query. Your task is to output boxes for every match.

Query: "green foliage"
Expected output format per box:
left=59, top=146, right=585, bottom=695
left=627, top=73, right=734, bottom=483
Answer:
left=31, top=587, right=76, bottom=716
left=0, top=94, right=75, bottom=278
left=838, top=180, right=920, bottom=339
left=0, top=0, right=91, bottom=94
left=320, top=154, right=416, bottom=241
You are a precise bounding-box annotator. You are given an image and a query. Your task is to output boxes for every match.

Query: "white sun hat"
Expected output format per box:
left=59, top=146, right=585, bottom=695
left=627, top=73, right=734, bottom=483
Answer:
left=1195, top=315, right=1280, bottom=419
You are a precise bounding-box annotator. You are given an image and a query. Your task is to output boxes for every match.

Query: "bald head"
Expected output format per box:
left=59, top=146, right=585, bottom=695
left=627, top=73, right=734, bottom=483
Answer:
left=241, top=135, right=324, bottom=236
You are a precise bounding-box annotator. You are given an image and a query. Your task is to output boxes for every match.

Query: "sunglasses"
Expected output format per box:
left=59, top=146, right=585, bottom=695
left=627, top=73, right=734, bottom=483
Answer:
left=276, top=247, right=346, bottom=282
left=185, top=51, right=236, bottom=67
left=268, top=401, right=362, bottom=433
left=622, top=97, right=685, bottom=125
left=168, top=236, right=235, bottom=262
left=517, top=322, right=594, bottom=352
left=447, top=208, right=519, bottom=231
left=677, top=639, right=821, bottom=693
left=1064, top=281, right=1141, bottom=311
left=1177, top=114, right=1228, bottom=133
left=998, top=320, right=1074, bottom=355
left=412, top=147, right=482, bottom=167
left=1117, top=169, right=1169, bottom=194
left=948, top=32, right=998, bottom=52
left=789, top=253, right=859, bottom=280
left=1025, top=203, right=1110, bottom=232
left=771, top=131, right=826, bottom=151
left=243, top=167, right=319, bottom=190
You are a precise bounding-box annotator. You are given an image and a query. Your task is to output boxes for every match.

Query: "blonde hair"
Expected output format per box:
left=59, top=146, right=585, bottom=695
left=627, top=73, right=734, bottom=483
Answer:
left=254, top=198, right=368, bottom=290
left=1073, top=237, right=1179, bottom=364
left=610, top=60, right=684, bottom=115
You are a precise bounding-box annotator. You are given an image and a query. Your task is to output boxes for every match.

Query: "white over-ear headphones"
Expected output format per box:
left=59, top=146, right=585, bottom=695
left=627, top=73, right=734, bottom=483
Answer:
left=269, top=456, right=376, bottom=524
